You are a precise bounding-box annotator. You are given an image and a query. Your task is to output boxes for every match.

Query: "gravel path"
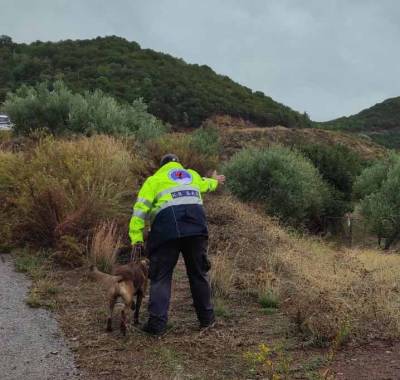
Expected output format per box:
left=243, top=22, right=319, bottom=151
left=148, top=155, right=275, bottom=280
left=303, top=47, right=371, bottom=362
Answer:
left=0, top=255, right=79, bottom=380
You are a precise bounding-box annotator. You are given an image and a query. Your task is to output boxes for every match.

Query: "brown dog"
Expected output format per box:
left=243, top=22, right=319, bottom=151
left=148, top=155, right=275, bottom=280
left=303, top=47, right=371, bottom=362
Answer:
left=91, top=258, right=148, bottom=335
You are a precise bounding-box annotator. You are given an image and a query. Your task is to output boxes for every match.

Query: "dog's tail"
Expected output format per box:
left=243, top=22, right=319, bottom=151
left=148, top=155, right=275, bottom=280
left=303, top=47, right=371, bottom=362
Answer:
left=90, top=265, right=123, bottom=287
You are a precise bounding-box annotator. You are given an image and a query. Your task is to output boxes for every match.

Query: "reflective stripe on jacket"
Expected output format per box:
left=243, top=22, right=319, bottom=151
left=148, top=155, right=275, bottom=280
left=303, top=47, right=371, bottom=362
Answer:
left=129, top=162, right=218, bottom=245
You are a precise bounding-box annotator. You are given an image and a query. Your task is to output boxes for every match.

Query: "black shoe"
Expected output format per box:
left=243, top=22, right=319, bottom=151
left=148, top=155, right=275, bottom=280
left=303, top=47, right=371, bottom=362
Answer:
left=140, top=322, right=166, bottom=336
left=200, top=319, right=216, bottom=330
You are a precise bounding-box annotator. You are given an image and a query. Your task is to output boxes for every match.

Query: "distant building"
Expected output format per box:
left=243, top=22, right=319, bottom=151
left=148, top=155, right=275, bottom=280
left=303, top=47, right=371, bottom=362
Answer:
left=0, top=114, right=12, bottom=130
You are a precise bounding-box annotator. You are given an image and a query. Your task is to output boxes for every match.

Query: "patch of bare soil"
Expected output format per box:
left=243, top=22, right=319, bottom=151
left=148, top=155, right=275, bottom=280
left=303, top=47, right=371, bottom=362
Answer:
left=331, top=341, right=400, bottom=379
left=52, top=259, right=327, bottom=379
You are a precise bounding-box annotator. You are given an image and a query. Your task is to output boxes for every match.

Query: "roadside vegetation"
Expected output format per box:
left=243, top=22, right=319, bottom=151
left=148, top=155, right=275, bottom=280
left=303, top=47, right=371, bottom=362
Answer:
left=0, top=35, right=311, bottom=128
left=1, top=80, right=400, bottom=377
left=13, top=248, right=59, bottom=310
left=2, top=80, right=167, bottom=140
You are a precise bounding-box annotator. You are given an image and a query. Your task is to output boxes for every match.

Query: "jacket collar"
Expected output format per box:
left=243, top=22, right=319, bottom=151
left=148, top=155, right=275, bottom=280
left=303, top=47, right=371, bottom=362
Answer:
left=155, top=161, right=183, bottom=175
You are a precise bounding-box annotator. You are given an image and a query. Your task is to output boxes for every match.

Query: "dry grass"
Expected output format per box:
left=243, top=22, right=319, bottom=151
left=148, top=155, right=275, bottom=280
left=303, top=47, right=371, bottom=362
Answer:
left=0, top=129, right=12, bottom=144
left=90, top=220, right=121, bottom=273
left=356, top=250, right=400, bottom=335
left=52, top=260, right=304, bottom=380
left=210, top=247, right=238, bottom=297
left=0, top=135, right=142, bottom=265
left=211, top=115, right=387, bottom=161
left=14, top=249, right=59, bottom=310
left=145, top=133, right=219, bottom=176
left=206, top=194, right=400, bottom=343
left=2, top=131, right=398, bottom=346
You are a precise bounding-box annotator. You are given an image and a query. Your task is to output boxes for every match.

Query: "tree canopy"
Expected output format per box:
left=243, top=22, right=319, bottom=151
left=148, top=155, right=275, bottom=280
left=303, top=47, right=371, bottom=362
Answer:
left=0, top=35, right=311, bottom=129
left=319, top=97, right=400, bottom=149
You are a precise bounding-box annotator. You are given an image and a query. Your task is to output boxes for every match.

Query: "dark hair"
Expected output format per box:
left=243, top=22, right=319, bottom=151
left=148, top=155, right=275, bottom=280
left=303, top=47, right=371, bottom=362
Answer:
left=160, top=153, right=179, bottom=167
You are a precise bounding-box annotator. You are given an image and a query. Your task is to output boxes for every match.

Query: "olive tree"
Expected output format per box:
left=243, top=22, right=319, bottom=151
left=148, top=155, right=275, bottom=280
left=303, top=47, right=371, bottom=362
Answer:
left=354, top=154, right=400, bottom=249
left=223, top=146, right=331, bottom=230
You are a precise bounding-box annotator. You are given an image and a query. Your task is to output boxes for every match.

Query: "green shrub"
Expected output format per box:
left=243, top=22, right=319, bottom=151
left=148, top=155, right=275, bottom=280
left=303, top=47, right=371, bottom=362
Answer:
left=214, top=298, right=233, bottom=318
left=299, top=144, right=364, bottom=200
left=190, top=122, right=220, bottom=156
left=353, top=154, right=399, bottom=200
left=298, top=144, right=365, bottom=219
left=14, top=250, right=46, bottom=275
left=223, top=146, right=330, bottom=228
left=2, top=81, right=167, bottom=139
left=259, top=291, right=279, bottom=309
left=355, top=154, right=400, bottom=249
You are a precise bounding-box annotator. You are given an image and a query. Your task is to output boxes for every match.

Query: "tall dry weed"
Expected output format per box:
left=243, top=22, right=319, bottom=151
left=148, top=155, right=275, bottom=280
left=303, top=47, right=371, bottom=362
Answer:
left=210, top=246, right=237, bottom=297
left=90, top=221, right=121, bottom=273
left=0, top=135, right=142, bottom=264
left=0, top=149, right=23, bottom=250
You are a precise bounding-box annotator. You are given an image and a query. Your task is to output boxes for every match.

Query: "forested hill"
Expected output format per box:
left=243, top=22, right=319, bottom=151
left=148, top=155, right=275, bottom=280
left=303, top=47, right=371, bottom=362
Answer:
left=318, top=97, right=400, bottom=149
left=0, top=35, right=311, bottom=128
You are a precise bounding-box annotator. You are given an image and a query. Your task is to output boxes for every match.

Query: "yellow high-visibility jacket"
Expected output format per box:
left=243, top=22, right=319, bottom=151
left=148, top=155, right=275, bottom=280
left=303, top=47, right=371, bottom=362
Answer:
left=129, top=162, right=218, bottom=246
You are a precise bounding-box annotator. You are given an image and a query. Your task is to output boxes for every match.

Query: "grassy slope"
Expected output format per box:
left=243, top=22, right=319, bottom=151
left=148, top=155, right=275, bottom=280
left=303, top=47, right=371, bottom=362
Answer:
left=4, top=131, right=399, bottom=378
left=317, top=97, right=400, bottom=149
left=211, top=115, right=387, bottom=160
left=19, top=193, right=400, bottom=379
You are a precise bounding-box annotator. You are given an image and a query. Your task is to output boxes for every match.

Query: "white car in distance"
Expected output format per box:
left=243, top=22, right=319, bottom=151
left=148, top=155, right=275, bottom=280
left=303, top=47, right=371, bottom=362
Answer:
left=0, top=114, right=12, bottom=130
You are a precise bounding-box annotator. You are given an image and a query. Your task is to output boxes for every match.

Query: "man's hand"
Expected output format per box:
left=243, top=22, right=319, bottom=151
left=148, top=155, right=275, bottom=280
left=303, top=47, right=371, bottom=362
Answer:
left=131, top=242, right=144, bottom=259
left=212, top=170, right=226, bottom=185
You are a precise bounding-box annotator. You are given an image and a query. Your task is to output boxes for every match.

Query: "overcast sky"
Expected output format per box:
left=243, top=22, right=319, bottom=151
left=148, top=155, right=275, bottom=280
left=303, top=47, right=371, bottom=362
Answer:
left=2, top=0, right=399, bottom=121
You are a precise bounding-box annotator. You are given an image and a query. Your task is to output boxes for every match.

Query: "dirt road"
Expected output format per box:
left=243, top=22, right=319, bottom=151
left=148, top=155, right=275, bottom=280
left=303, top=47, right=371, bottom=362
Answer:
left=0, top=255, right=79, bottom=380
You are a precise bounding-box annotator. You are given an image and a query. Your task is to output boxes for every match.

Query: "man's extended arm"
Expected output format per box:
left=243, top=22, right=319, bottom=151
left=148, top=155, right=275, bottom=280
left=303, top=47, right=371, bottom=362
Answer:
left=191, top=170, right=226, bottom=193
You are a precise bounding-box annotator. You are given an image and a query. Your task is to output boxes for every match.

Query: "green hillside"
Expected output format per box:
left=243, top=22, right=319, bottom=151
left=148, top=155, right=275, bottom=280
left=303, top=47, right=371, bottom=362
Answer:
left=319, top=97, right=400, bottom=149
left=0, top=35, right=310, bottom=128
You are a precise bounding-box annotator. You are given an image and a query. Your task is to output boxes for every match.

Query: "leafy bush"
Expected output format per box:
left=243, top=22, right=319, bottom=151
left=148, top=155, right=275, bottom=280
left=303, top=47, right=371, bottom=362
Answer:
left=190, top=122, right=220, bottom=156
left=299, top=144, right=363, bottom=199
left=2, top=81, right=167, bottom=139
left=223, top=146, right=330, bottom=229
left=0, top=135, right=142, bottom=264
left=353, top=154, right=399, bottom=200
left=354, top=154, right=400, bottom=249
left=298, top=144, right=364, bottom=218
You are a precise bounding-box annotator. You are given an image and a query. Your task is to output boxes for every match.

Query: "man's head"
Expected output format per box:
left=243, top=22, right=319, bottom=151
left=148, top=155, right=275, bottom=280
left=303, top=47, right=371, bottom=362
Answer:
left=160, top=153, right=179, bottom=167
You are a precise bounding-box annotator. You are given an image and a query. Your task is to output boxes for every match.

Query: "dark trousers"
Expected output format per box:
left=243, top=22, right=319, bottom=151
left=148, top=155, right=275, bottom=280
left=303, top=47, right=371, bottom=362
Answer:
left=147, top=236, right=214, bottom=332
